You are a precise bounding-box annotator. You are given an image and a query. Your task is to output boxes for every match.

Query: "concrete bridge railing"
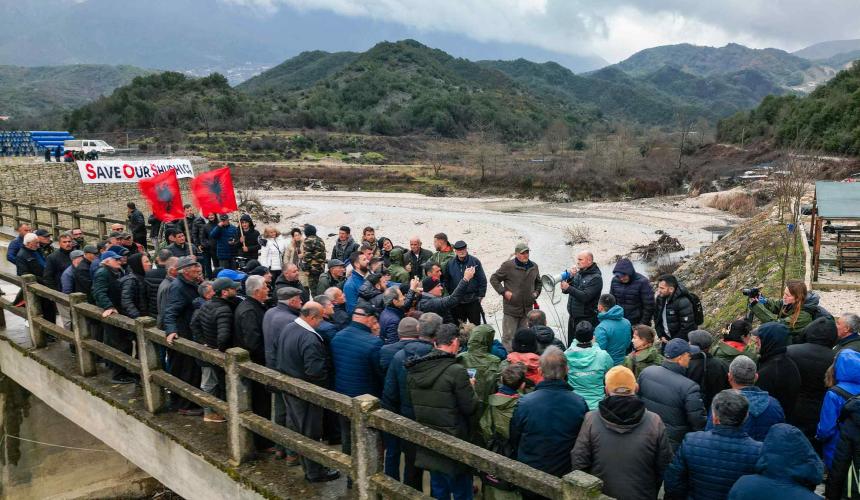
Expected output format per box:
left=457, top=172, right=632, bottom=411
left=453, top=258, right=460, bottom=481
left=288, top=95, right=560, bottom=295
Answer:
left=0, top=269, right=607, bottom=499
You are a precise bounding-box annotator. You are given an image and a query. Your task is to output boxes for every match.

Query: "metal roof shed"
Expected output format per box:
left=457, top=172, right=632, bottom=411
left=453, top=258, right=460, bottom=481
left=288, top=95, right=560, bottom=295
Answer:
left=811, top=181, right=860, bottom=280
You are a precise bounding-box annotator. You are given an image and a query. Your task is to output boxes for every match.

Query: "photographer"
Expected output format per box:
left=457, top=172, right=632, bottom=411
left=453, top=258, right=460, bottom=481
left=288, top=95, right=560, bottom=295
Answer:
left=748, top=280, right=815, bottom=343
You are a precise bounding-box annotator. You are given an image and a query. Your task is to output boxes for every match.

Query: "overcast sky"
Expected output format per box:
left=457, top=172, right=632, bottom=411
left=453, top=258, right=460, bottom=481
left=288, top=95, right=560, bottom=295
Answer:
left=222, top=0, right=860, bottom=62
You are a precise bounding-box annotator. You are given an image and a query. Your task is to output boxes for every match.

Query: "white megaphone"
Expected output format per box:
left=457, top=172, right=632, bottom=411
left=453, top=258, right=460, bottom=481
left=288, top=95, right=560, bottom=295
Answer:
left=541, top=270, right=572, bottom=292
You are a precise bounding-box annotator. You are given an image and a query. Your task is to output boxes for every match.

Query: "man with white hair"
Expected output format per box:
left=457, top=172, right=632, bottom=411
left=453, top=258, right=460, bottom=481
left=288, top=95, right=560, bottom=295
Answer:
left=407, top=235, right=432, bottom=280
left=836, top=313, right=860, bottom=353
left=560, top=250, right=603, bottom=346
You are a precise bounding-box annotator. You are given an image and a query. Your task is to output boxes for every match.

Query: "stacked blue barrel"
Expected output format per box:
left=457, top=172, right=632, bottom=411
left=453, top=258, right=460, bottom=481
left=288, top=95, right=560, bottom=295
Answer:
left=0, top=131, right=75, bottom=156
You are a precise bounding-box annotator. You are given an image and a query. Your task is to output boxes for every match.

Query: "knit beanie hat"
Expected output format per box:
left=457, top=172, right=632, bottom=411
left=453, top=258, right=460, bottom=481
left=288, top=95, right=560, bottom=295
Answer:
left=512, top=328, right=538, bottom=354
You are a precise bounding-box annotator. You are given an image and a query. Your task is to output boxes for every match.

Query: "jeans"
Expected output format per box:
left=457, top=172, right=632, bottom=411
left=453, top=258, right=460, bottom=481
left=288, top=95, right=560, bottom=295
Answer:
left=200, top=366, right=224, bottom=415
left=429, top=471, right=473, bottom=500
left=383, top=432, right=401, bottom=480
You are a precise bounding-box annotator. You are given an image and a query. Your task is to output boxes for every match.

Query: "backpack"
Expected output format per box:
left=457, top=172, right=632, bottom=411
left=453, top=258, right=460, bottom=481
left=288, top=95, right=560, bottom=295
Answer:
left=687, top=291, right=704, bottom=326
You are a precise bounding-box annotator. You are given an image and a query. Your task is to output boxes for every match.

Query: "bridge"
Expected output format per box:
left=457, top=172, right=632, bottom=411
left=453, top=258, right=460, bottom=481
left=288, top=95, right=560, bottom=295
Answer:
left=0, top=207, right=607, bottom=499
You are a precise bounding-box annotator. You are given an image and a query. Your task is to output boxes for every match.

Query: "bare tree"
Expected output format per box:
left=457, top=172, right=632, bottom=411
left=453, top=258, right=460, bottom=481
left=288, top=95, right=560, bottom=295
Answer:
left=543, top=119, right=569, bottom=155
left=773, top=148, right=820, bottom=290
left=676, top=112, right=695, bottom=169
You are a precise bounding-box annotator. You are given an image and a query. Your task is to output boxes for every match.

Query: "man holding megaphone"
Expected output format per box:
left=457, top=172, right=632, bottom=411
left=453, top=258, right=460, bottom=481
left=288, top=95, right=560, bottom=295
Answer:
left=560, top=251, right=603, bottom=346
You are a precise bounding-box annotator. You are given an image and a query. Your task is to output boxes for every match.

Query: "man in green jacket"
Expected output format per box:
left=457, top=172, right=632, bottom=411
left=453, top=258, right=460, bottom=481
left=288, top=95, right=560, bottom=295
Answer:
left=490, top=242, right=541, bottom=351
left=387, top=247, right=410, bottom=284
left=406, top=324, right=479, bottom=499
left=429, top=232, right=455, bottom=272
left=458, top=324, right=503, bottom=419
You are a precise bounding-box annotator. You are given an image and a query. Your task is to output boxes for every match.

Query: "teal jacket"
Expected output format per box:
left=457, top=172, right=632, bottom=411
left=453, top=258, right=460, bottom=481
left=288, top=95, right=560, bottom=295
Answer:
left=565, top=344, right=614, bottom=410
left=594, top=305, right=632, bottom=365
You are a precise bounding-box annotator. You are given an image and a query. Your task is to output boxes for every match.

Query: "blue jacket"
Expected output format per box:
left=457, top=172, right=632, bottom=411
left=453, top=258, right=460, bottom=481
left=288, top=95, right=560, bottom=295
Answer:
left=817, top=349, right=860, bottom=468
left=490, top=340, right=508, bottom=361
left=609, top=258, right=656, bottom=325
left=378, top=305, right=404, bottom=345
left=380, top=338, right=412, bottom=375
left=729, top=424, right=823, bottom=500
left=330, top=321, right=383, bottom=398
left=262, top=303, right=298, bottom=368
left=594, top=305, right=632, bottom=365
left=445, top=254, right=487, bottom=303
left=665, top=425, right=763, bottom=500
left=382, top=339, right=434, bottom=418
left=209, top=224, right=239, bottom=260
left=343, top=272, right=365, bottom=315
left=6, top=235, right=23, bottom=264
left=707, top=386, right=785, bottom=441
left=509, top=379, right=588, bottom=477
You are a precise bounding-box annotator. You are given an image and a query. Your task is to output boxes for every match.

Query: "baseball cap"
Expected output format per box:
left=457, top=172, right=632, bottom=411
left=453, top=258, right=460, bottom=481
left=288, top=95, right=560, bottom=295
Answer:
left=514, top=242, right=529, bottom=254
left=69, top=250, right=84, bottom=259
left=664, top=338, right=693, bottom=359
left=605, top=366, right=637, bottom=396
left=82, top=245, right=98, bottom=255
left=212, top=277, right=240, bottom=294
left=100, top=250, right=120, bottom=262
left=219, top=214, right=230, bottom=221
left=452, top=240, right=467, bottom=250
left=276, top=287, right=303, bottom=301
left=176, top=256, right=199, bottom=270
left=35, top=229, right=50, bottom=237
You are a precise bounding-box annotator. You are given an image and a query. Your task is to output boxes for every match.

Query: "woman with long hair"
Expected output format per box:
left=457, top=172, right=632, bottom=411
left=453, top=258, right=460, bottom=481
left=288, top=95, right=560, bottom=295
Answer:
left=750, top=279, right=815, bottom=343
left=258, top=227, right=287, bottom=282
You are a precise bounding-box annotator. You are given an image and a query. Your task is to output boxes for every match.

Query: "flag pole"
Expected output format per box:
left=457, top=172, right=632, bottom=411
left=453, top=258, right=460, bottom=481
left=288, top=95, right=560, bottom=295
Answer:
left=182, top=216, right=194, bottom=255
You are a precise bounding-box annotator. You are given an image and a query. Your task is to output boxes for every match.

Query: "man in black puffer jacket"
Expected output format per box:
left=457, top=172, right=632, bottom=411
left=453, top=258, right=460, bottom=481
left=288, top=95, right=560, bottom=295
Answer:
left=163, top=257, right=204, bottom=414
left=91, top=252, right=133, bottom=384
left=144, top=250, right=173, bottom=316
left=561, top=251, right=603, bottom=345
left=610, top=258, right=655, bottom=326
left=197, top=277, right=241, bottom=422
left=756, top=322, right=801, bottom=422
left=120, top=253, right=151, bottom=319
left=654, top=274, right=697, bottom=342
left=787, top=317, right=837, bottom=445
left=406, top=324, right=479, bottom=498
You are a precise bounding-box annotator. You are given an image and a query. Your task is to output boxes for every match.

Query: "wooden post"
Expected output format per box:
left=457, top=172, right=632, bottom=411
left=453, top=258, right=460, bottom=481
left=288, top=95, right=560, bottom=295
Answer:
left=69, top=292, right=96, bottom=376
left=561, top=470, right=603, bottom=500
left=352, top=395, right=381, bottom=500
left=225, top=347, right=254, bottom=465
left=0, top=199, right=4, bottom=227
left=813, top=217, right=824, bottom=282
left=135, top=317, right=164, bottom=413
left=70, top=210, right=81, bottom=233
left=21, top=275, right=45, bottom=348
left=96, top=215, right=107, bottom=240
left=28, top=204, right=37, bottom=228
left=12, top=199, right=20, bottom=229
left=50, top=207, right=60, bottom=240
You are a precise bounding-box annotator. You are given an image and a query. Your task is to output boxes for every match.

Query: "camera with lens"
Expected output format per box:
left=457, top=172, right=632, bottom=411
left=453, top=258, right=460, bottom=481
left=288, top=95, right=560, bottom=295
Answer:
left=741, top=287, right=760, bottom=298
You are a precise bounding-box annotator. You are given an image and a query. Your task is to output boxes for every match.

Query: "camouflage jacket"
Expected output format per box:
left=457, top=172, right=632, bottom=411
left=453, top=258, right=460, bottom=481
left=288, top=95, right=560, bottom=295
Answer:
left=301, top=235, right=326, bottom=274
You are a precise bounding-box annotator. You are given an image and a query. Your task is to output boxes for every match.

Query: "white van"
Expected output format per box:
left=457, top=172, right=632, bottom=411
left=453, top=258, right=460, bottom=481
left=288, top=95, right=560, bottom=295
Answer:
left=64, top=139, right=115, bottom=154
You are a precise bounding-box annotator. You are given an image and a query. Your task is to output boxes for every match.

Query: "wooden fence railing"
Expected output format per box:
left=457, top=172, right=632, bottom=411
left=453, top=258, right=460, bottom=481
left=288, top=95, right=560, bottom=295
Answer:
left=0, top=274, right=607, bottom=499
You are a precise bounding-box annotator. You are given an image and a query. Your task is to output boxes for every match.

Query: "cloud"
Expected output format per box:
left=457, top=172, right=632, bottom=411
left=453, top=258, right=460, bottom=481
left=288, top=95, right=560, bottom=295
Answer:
left=220, top=0, right=860, bottom=62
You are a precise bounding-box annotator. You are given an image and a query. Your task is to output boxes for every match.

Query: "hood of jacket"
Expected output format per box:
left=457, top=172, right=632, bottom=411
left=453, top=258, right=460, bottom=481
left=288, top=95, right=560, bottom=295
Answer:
left=612, top=258, right=635, bottom=277
left=597, top=304, right=625, bottom=322
left=487, top=393, right=519, bottom=411
left=403, top=339, right=434, bottom=360
left=506, top=351, right=540, bottom=371
left=468, top=324, right=495, bottom=354
left=757, top=322, right=790, bottom=358
left=303, top=224, right=317, bottom=237
left=598, top=395, right=646, bottom=432
left=533, top=325, right=557, bottom=346
left=805, top=291, right=821, bottom=307
left=740, top=386, right=772, bottom=417
left=803, top=316, right=837, bottom=347
left=239, top=214, right=255, bottom=230
left=634, top=345, right=663, bottom=364
left=757, top=423, right=823, bottom=488
left=843, top=395, right=860, bottom=428
left=127, top=253, right=147, bottom=276
left=835, top=349, right=860, bottom=385
left=565, top=344, right=602, bottom=369
left=389, top=247, right=404, bottom=266
left=405, top=350, right=456, bottom=389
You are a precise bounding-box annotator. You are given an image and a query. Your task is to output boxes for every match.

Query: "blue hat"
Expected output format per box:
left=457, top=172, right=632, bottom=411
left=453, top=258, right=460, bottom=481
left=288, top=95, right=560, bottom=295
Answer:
left=217, top=268, right=247, bottom=282
left=100, top=250, right=121, bottom=262
left=664, top=338, right=693, bottom=359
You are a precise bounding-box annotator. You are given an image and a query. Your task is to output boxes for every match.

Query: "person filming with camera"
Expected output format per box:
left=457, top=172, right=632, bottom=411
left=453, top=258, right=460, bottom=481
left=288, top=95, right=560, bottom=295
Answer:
left=747, top=280, right=816, bottom=344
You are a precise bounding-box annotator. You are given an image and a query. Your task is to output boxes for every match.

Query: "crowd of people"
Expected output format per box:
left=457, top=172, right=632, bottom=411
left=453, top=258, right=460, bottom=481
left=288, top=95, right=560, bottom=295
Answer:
left=6, top=203, right=860, bottom=500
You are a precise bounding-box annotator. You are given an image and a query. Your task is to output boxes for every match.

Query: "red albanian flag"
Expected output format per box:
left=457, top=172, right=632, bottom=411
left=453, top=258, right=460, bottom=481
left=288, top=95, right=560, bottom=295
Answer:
left=138, top=169, right=185, bottom=222
left=190, top=166, right=238, bottom=217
